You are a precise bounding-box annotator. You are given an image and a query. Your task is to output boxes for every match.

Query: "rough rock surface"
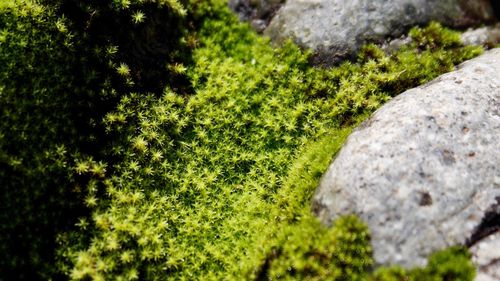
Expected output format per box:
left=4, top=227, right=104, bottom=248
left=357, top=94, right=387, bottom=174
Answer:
left=265, top=0, right=496, bottom=65
left=228, top=0, right=284, bottom=32
left=312, top=48, right=500, bottom=268
left=461, top=23, right=500, bottom=48
left=471, top=230, right=500, bottom=281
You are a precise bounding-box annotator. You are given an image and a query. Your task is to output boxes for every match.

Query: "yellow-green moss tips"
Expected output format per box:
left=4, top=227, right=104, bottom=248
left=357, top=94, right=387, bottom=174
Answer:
left=0, top=0, right=481, bottom=279
left=62, top=14, right=479, bottom=281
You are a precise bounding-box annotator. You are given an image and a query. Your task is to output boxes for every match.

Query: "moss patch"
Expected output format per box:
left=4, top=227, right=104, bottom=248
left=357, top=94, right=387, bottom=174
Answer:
left=63, top=6, right=480, bottom=281
left=1, top=0, right=482, bottom=280
left=371, top=247, right=475, bottom=281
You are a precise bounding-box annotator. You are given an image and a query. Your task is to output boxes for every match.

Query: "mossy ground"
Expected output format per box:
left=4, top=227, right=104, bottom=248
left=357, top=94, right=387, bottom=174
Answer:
left=0, top=0, right=481, bottom=280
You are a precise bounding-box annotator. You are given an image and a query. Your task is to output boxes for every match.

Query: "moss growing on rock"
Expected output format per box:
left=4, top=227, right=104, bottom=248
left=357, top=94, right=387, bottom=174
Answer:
left=371, top=247, right=475, bottom=281
left=1, top=0, right=482, bottom=279
left=60, top=5, right=480, bottom=281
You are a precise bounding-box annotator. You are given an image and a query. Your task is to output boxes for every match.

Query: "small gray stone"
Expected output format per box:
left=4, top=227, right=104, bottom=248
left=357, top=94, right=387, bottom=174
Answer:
left=265, top=0, right=496, bottom=65
left=461, top=23, right=500, bottom=48
left=312, top=49, right=500, bottom=268
left=380, top=35, right=413, bottom=54
left=471, top=231, right=500, bottom=281
left=228, top=0, right=284, bottom=32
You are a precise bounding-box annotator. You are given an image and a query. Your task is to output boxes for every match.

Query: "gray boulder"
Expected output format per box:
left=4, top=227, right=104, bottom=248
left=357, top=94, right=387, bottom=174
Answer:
left=312, top=48, right=500, bottom=268
left=265, top=0, right=496, bottom=65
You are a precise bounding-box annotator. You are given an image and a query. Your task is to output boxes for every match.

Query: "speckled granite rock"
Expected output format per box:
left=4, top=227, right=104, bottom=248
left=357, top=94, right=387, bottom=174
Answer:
left=461, top=23, right=500, bottom=48
left=312, top=48, right=500, bottom=268
left=471, top=230, right=500, bottom=281
left=265, top=0, right=496, bottom=65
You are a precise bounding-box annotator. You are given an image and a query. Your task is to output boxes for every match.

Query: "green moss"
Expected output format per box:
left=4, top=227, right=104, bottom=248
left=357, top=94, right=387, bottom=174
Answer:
left=1, top=0, right=483, bottom=279
left=0, top=0, right=190, bottom=278
left=0, top=1, right=104, bottom=278
left=262, top=215, right=372, bottom=281
left=45, top=0, right=192, bottom=93
left=371, top=247, right=475, bottom=281
left=60, top=7, right=481, bottom=281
